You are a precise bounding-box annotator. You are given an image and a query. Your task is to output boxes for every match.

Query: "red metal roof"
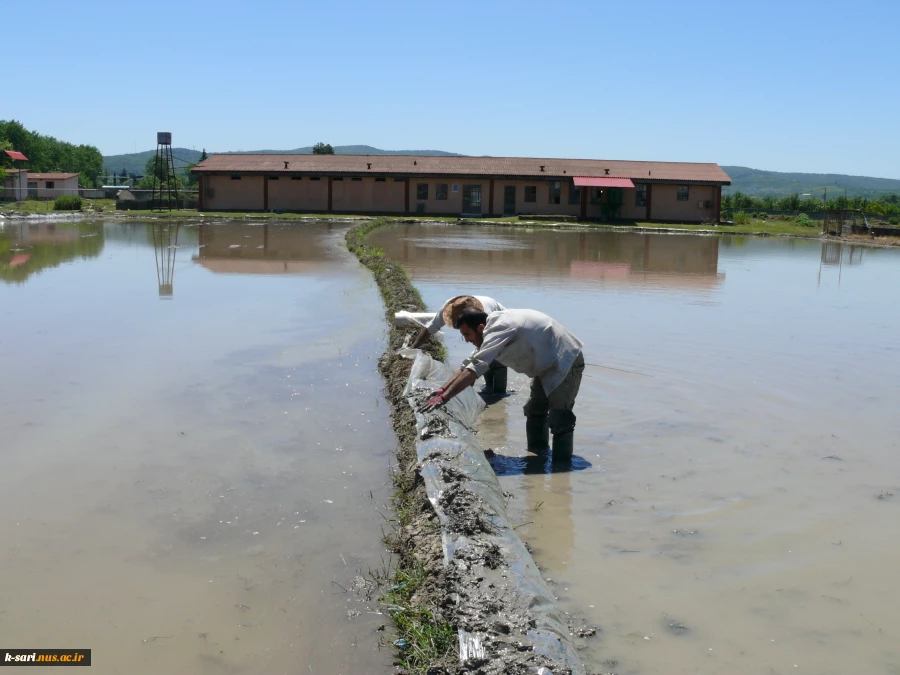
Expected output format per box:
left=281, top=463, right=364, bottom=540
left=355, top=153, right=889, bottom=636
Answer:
left=573, top=176, right=635, bottom=188
left=4, top=150, right=28, bottom=161
left=192, top=154, right=731, bottom=184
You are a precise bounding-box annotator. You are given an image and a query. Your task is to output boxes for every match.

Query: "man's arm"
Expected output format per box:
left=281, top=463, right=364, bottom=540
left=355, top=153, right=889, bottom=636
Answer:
left=420, top=368, right=478, bottom=411
left=411, top=327, right=431, bottom=349
left=442, top=369, right=478, bottom=400
left=412, top=308, right=448, bottom=349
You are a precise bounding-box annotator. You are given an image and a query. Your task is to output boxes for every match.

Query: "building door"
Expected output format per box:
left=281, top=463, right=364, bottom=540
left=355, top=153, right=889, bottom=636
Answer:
left=27, top=182, right=38, bottom=198
left=503, top=186, right=516, bottom=215
left=462, top=185, right=482, bottom=214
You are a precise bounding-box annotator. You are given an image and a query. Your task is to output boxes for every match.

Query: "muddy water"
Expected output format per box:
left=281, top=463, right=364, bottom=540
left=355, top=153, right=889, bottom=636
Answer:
left=367, top=223, right=900, bottom=675
left=0, top=220, right=394, bottom=674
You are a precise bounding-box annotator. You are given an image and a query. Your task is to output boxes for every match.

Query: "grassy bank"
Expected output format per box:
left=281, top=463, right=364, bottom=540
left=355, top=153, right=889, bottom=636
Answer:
left=0, top=198, right=115, bottom=214
left=0, top=200, right=828, bottom=236
left=345, top=219, right=456, bottom=674
left=10, top=203, right=895, bottom=248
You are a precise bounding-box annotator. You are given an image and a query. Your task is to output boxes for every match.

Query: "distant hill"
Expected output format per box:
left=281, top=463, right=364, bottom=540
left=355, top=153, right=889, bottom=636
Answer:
left=103, top=145, right=462, bottom=175
left=723, top=166, right=900, bottom=198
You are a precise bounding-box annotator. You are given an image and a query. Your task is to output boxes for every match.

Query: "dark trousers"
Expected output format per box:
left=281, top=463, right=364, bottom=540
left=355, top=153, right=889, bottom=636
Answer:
left=522, top=352, right=585, bottom=435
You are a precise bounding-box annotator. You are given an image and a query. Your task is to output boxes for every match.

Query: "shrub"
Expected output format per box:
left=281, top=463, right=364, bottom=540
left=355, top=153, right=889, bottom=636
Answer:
left=796, top=213, right=814, bottom=227
left=54, top=195, right=83, bottom=210
left=889, top=216, right=900, bottom=226
left=733, top=210, right=750, bottom=225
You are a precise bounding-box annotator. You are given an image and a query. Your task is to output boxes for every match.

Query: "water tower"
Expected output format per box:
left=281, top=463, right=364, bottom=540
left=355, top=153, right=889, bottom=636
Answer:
left=152, top=132, right=179, bottom=211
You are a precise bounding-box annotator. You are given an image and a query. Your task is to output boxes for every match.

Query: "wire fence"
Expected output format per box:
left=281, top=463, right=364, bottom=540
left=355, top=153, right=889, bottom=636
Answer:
left=721, top=207, right=899, bottom=227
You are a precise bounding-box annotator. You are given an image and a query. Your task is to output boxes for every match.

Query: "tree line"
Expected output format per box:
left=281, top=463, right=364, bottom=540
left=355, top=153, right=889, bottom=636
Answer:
left=0, top=120, right=103, bottom=188
left=723, top=191, right=900, bottom=219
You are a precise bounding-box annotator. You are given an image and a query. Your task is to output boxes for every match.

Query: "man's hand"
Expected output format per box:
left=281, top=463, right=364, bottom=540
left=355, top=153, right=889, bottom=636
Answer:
left=418, top=393, right=446, bottom=413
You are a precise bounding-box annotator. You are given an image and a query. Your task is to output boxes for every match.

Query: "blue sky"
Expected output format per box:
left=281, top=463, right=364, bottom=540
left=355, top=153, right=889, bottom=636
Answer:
left=5, top=0, right=899, bottom=177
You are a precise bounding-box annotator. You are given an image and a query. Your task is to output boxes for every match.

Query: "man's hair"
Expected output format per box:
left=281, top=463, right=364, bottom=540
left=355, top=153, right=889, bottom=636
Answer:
left=455, top=308, right=488, bottom=330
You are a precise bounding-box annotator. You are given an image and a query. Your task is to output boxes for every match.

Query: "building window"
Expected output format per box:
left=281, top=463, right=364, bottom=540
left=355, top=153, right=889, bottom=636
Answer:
left=590, top=187, right=603, bottom=204
left=309, top=176, right=321, bottom=181
left=291, top=176, right=302, bottom=180
left=548, top=181, right=561, bottom=205
left=46, top=181, right=55, bottom=189
left=416, top=183, right=428, bottom=200
left=677, top=185, right=689, bottom=201
left=524, top=186, right=537, bottom=203
left=268, top=176, right=279, bottom=180
left=351, top=177, right=362, bottom=181
left=230, top=176, right=241, bottom=180
left=435, top=183, right=448, bottom=200
left=375, top=177, right=386, bottom=182
left=333, top=176, right=343, bottom=181
left=635, top=184, right=647, bottom=207
left=568, top=183, right=581, bottom=205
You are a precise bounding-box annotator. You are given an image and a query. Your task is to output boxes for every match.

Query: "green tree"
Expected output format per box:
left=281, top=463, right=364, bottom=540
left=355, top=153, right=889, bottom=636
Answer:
left=312, top=142, right=334, bottom=155
left=0, top=120, right=102, bottom=187
left=0, top=139, right=11, bottom=182
left=136, top=155, right=184, bottom=191
left=183, top=163, right=198, bottom=187
left=199, top=148, right=208, bottom=161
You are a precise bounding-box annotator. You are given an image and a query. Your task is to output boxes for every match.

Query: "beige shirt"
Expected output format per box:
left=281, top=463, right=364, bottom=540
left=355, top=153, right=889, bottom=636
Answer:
left=426, top=295, right=506, bottom=335
left=462, top=309, right=583, bottom=396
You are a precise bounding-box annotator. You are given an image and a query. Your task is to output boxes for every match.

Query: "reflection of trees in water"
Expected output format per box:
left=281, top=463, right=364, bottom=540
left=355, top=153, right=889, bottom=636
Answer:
left=0, top=222, right=104, bottom=284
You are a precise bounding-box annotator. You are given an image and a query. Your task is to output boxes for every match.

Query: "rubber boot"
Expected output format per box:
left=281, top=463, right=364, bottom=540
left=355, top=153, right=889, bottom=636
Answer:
left=525, top=416, right=550, bottom=453
left=482, top=369, right=495, bottom=394
left=551, top=431, right=574, bottom=462
left=491, top=367, right=508, bottom=395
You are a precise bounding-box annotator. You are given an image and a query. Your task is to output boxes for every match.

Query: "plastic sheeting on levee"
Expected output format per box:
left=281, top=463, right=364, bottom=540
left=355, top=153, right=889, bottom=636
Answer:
left=403, top=350, right=584, bottom=673
left=394, top=310, right=436, bottom=328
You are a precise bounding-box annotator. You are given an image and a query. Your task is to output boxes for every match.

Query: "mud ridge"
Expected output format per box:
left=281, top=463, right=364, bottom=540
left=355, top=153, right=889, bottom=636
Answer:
left=346, top=219, right=591, bottom=674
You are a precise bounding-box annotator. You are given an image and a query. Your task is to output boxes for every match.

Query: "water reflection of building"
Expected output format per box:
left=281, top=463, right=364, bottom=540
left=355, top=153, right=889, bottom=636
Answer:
left=152, top=223, right=180, bottom=297
left=370, top=227, right=722, bottom=287
left=192, top=222, right=336, bottom=274
left=9, top=221, right=78, bottom=243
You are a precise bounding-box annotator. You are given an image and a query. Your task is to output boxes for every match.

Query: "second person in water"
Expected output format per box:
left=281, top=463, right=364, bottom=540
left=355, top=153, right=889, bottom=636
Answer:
left=412, top=295, right=509, bottom=395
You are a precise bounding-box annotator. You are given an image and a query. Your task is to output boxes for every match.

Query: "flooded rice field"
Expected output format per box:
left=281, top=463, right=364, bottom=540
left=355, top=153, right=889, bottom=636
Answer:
left=367, top=223, right=900, bottom=675
left=0, top=220, right=395, bottom=674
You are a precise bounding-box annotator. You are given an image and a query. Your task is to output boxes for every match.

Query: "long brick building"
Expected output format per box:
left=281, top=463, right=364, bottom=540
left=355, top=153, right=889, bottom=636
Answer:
left=191, top=154, right=731, bottom=222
